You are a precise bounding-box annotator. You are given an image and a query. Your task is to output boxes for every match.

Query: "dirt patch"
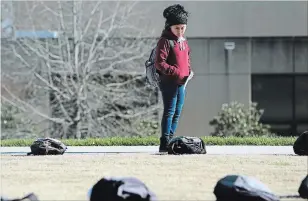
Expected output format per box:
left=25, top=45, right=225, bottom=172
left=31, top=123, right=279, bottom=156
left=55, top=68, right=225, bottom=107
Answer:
left=1, top=154, right=306, bottom=200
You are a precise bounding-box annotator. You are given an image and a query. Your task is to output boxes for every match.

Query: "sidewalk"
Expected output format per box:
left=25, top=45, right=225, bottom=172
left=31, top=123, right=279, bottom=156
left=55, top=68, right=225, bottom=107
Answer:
left=0, top=145, right=296, bottom=155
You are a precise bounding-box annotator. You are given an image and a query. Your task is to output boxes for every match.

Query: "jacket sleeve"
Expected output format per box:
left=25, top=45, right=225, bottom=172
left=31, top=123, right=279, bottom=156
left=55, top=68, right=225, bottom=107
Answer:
left=154, top=38, right=179, bottom=77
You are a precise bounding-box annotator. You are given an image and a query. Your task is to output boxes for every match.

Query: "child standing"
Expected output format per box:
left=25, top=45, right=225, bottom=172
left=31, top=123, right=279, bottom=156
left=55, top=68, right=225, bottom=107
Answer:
left=155, top=4, right=192, bottom=152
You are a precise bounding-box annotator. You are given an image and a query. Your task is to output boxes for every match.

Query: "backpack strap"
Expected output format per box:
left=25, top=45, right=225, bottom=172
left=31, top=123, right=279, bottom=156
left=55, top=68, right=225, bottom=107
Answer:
left=168, top=40, right=175, bottom=49
left=166, top=39, right=175, bottom=61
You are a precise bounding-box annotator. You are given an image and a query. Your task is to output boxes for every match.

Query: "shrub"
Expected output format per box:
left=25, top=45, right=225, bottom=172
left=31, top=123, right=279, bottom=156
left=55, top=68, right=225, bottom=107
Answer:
left=1, top=103, right=23, bottom=130
left=209, top=101, right=273, bottom=137
left=1, top=101, right=39, bottom=140
left=135, top=120, right=159, bottom=136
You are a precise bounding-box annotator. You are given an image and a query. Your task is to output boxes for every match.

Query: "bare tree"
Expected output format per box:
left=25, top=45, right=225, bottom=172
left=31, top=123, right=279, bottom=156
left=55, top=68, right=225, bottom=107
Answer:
left=1, top=1, right=160, bottom=139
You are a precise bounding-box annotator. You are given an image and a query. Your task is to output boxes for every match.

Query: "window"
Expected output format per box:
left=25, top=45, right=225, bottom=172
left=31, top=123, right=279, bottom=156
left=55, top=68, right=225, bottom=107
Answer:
left=252, top=74, right=308, bottom=136
left=251, top=75, right=293, bottom=122
left=251, top=37, right=308, bottom=136
left=295, top=75, right=308, bottom=122
left=269, top=124, right=293, bottom=136
left=297, top=124, right=308, bottom=134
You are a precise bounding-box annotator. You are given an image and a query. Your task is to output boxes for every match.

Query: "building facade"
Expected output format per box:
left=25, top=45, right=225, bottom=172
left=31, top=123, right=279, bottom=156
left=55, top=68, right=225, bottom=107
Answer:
left=139, top=1, right=308, bottom=136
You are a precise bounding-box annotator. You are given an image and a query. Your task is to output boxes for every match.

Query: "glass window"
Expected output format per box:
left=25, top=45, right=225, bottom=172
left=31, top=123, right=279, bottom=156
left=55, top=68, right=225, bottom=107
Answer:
left=251, top=75, right=293, bottom=122
left=269, top=124, right=293, bottom=136
left=297, top=124, right=308, bottom=135
left=295, top=75, right=308, bottom=121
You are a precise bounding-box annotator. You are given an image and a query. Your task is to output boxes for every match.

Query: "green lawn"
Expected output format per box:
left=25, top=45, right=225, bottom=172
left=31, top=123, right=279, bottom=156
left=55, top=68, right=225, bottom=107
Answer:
left=1, top=136, right=297, bottom=146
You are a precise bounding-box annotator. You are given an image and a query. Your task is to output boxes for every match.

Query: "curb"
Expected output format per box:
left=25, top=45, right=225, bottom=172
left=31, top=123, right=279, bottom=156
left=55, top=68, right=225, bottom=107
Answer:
left=0, top=145, right=296, bottom=155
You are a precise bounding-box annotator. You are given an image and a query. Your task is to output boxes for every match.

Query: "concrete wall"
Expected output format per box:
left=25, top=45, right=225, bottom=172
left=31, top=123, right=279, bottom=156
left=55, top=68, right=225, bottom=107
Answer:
left=251, top=38, right=308, bottom=73
left=175, top=37, right=308, bottom=137
left=3, top=1, right=308, bottom=37
left=137, top=1, right=308, bottom=37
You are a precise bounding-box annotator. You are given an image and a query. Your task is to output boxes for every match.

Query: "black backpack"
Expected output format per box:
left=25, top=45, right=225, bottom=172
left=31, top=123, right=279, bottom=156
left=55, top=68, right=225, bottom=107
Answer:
left=298, top=175, right=308, bottom=199
left=89, top=177, right=157, bottom=201
left=213, top=175, right=280, bottom=201
left=293, top=131, right=308, bottom=156
left=167, top=136, right=207, bottom=155
left=27, top=138, right=67, bottom=156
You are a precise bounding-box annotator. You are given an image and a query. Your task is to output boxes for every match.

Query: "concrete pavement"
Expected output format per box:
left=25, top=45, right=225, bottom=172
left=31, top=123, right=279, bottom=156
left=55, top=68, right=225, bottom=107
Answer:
left=0, top=145, right=296, bottom=155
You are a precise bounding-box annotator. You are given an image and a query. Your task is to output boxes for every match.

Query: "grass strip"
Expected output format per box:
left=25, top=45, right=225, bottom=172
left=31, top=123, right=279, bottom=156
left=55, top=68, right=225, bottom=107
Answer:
left=0, top=136, right=296, bottom=147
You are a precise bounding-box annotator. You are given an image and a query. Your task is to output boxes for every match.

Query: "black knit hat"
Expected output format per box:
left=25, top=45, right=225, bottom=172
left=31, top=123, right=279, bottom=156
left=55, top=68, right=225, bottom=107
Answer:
left=163, top=4, right=189, bottom=28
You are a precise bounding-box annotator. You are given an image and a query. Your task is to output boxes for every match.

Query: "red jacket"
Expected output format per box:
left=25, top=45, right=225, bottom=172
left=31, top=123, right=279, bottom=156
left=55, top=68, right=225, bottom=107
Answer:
left=154, top=29, right=191, bottom=85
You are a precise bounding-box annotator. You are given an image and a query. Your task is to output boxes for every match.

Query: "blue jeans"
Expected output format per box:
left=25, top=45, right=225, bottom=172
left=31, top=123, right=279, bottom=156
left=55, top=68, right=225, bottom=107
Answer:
left=159, top=81, right=185, bottom=138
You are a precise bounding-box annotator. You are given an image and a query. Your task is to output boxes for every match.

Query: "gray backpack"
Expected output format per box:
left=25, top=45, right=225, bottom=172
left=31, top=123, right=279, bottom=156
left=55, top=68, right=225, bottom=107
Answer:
left=214, top=175, right=280, bottom=201
left=214, top=174, right=307, bottom=201
left=144, top=39, right=174, bottom=88
left=27, top=138, right=67, bottom=156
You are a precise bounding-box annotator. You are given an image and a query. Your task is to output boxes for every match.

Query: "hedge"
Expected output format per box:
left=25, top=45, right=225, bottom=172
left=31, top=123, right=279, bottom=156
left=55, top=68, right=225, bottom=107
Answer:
left=0, top=136, right=297, bottom=147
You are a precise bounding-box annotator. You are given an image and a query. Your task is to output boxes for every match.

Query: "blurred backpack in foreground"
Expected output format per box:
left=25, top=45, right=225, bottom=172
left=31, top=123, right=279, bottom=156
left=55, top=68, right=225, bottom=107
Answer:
left=298, top=175, right=308, bottom=199
left=214, top=174, right=308, bottom=201
left=213, top=175, right=280, bottom=201
left=89, top=176, right=157, bottom=201
left=27, top=138, right=67, bottom=156
left=167, top=136, right=207, bottom=155
left=1, top=193, right=39, bottom=201
left=293, top=131, right=308, bottom=156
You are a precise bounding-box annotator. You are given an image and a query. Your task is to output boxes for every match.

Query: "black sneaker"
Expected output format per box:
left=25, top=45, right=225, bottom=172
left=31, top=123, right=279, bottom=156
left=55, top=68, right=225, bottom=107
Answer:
left=159, top=136, right=169, bottom=153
